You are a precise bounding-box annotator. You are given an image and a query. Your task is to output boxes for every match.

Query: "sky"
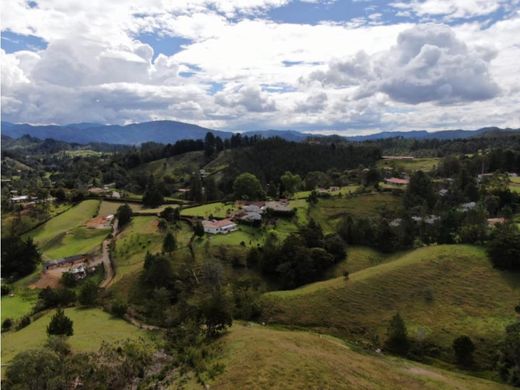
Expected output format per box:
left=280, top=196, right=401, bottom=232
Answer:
left=1, top=0, right=520, bottom=134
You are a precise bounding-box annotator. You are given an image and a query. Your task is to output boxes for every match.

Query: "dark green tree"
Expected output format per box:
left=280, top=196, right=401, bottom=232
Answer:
left=452, top=335, right=475, bottom=366
left=47, top=309, right=74, bottom=336
left=404, top=171, right=436, bottom=209
left=1, top=236, right=41, bottom=280
left=280, top=171, right=302, bottom=196
left=233, top=172, right=264, bottom=200
left=163, top=231, right=177, bottom=253
left=385, top=313, right=410, bottom=355
left=78, top=281, right=98, bottom=306
left=497, top=322, right=520, bottom=386
left=116, top=204, right=133, bottom=228
left=189, top=173, right=204, bottom=202
left=194, top=220, right=205, bottom=237
left=487, top=223, right=520, bottom=270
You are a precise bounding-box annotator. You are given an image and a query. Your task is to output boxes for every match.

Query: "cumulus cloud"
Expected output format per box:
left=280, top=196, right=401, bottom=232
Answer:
left=215, top=84, right=276, bottom=112
left=308, top=24, right=500, bottom=104
left=391, top=0, right=507, bottom=20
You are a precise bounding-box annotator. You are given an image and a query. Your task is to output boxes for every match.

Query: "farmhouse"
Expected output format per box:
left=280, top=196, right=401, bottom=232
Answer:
left=202, top=219, right=238, bottom=234
left=384, top=177, right=409, bottom=186
left=10, top=195, right=29, bottom=203
left=265, top=200, right=295, bottom=215
left=44, top=254, right=88, bottom=270
left=487, top=217, right=506, bottom=227
left=88, top=187, right=106, bottom=195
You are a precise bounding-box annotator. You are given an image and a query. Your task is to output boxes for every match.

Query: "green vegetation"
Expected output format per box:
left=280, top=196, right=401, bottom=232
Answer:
left=132, top=150, right=205, bottom=180
left=377, top=157, right=440, bottom=172
left=1, top=292, right=37, bottom=321
left=262, top=245, right=520, bottom=368
left=1, top=307, right=146, bottom=364
left=41, top=226, right=109, bottom=259
left=181, top=202, right=238, bottom=218
left=210, top=324, right=507, bottom=390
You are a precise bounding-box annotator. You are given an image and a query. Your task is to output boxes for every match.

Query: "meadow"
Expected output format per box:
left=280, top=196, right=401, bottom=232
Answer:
left=261, top=245, right=520, bottom=368
left=98, top=200, right=175, bottom=216
left=377, top=157, right=440, bottom=172
left=1, top=308, right=146, bottom=365
left=181, top=202, right=239, bottom=219
left=209, top=324, right=508, bottom=390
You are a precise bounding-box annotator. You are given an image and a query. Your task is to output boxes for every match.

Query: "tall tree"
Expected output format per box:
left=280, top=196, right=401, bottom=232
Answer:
left=1, top=236, right=41, bottom=280
left=116, top=204, right=133, bottom=228
left=47, top=309, right=74, bottom=336
left=163, top=231, right=177, bottom=253
left=385, top=313, right=410, bottom=355
left=233, top=172, right=264, bottom=200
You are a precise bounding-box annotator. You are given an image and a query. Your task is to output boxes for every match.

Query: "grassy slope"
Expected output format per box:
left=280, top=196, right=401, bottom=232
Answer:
left=41, top=227, right=109, bottom=259
left=309, top=192, right=401, bottom=234
left=209, top=324, right=509, bottom=390
left=377, top=157, right=440, bottom=172
left=1, top=293, right=38, bottom=321
left=132, top=151, right=205, bottom=180
left=1, top=308, right=146, bottom=364
left=27, top=200, right=101, bottom=257
left=98, top=200, right=174, bottom=216
left=261, top=245, right=520, bottom=367
left=181, top=202, right=238, bottom=219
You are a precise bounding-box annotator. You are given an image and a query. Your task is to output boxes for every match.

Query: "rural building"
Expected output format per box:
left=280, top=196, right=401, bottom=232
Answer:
left=10, top=195, right=29, bottom=203
left=44, top=254, right=87, bottom=270
left=384, top=178, right=409, bottom=186
left=88, top=187, right=106, bottom=195
left=487, top=217, right=506, bottom=227
left=69, top=265, right=87, bottom=280
left=111, top=191, right=121, bottom=199
left=202, top=219, right=238, bottom=234
left=382, top=156, right=415, bottom=160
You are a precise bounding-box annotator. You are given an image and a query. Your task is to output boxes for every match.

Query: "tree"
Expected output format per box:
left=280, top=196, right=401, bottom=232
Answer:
left=385, top=313, right=410, bottom=355
left=116, top=204, right=133, bottom=228
left=497, top=322, right=520, bottom=386
left=1, top=236, right=41, bottom=280
left=4, top=349, right=65, bottom=389
left=487, top=223, right=520, bottom=270
left=233, top=172, right=264, bottom=200
left=189, top=173, right=204, bottom=202
left=2, top=318, right=13, bottom=331
left=142, top=183, right=164, bottom=208
left=194, top=220, right=205, bottom=237
left=204, top=132, right=216, bottom=157
left=196, top=287, right=233, bottom=337
left=78, top=281, right=98, bottom=306
left=47, top=309, right=73, bottom=336
left=163, top=231, right=177, bottom=253
left=160, top=206, right=179, bottom=223
left=452, top=335, right=475, bottom=366
left=280, top=171, right=302, bottom=196
left=111, top=301, right=128, bottom=318
left=404, top=171, right=436, bottom=209
left=205, top=176, right=219, bottom=201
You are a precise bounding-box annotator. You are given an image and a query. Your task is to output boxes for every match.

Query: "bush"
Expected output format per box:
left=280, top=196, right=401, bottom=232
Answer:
left=452, top=335, right=475, bottom=366
left=61, top=272, right=77, bottom=288
left=111, top=301, right=128, bottom=318
left=78, top=281, right=98, bottom=306
left=2, top=318, right=13, bottom=331
left=1, top=284, right=12, bottom=296
left=16, top=315, right=31, bottom=330
left=385, top=313, right=410, bottom=356
left=47, top=309, right=73, bottom=336
left=487, top=223, right=520, bottom=270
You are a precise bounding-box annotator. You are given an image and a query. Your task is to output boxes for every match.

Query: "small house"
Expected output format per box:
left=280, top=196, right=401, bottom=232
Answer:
left=384, top=178, right=409, bottom=186
left=202, top=219, right=238, bottom=234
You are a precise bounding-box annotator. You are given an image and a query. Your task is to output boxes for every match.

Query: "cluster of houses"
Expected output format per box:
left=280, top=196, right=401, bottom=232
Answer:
left=201, top=200, right=295, bottom=235
left=44, top=254, right=97, bottom=281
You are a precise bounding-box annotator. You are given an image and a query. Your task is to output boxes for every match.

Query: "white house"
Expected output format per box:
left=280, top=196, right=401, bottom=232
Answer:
left=202, top=219, right=238, bottom=234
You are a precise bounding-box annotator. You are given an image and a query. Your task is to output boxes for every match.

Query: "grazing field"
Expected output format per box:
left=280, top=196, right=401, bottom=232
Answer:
left=1, top=203, right=72, bottom=236
left=132, top=151, right=205, bottom=180
left=112, top=216, right=163, bottom=283
left=309, top=192, right=402, bottom=233
left=509, top=176, right=520, bottom=193
left=27, top=200, right=100, bottom=248
left=377, top=157, right=440, bottom=172
left=181, top=202, right=238, bottom=218
left=324, top=246, right=406, bottom=278
left=1, top=308, right=146, bottom=365
left=294, top=184, right=360, bottom=199
left=40, top=226, right=109, bottom=259
left=209, top=324, right=508, bottom=390
left=1, top=292, right=38, bottom=321
left=261, top=245, right=520, bottom=368
left=98, top=200, right=174, bottom=216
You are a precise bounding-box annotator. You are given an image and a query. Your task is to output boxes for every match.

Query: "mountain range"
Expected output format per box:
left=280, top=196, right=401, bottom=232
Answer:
left=1, top=121, right=518, bottom=145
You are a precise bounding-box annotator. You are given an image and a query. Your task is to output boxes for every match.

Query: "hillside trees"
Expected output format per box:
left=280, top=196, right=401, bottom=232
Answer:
left=487, top=223, right=520, bottom=270
left=280, top=171, right=302, bottom=196
left=116, top=203, right=133, bottom=228
left=452, top=336, right=475, bottom=366
left=385, top=313, right=410, bottom=356
left=47, top=309, right=74, bottom=337
left=1, top=236, right=41, bottom=280
left=163, top=231, right=177, bottom=253
left=142, top=177, right=164, bottom=208
left=233, top=172, right=265, bottom=200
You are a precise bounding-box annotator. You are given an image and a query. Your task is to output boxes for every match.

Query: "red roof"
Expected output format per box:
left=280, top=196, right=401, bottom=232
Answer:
left=385, top=178, right=409, bottom=185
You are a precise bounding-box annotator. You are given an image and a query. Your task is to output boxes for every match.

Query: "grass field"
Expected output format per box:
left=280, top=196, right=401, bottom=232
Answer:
left=1, top=292, right=38, bottom=321
left=181, top=202, right=238, bottom=219
left=377, top=157, right=440, bottom=172
left=98, top=200, right=175, bottom=216
left=261, top=245, right=520, bottom=368
left=509, top=176, right=520, bottom=193
left=208, top=324, right=508, bottom=390
left=294, top=184, right=360, bottom=200
left=27, top=200, right=100, bottom=248
left=40, top=226, right=109, bottom=259
left=1, top=308, right=146, bottom=365
left=309, top=192, right=402, bottom=233
left=112, top=216, right=163, bottom=283
left=132, top=151, right=205, bottom=180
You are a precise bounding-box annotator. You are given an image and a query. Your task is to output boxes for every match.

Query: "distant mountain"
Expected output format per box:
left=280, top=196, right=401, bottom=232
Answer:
left=346, top=127, right=520, bottom=141
left=2, top=120, right=518, bottom=145
left=1, top=120, right=231, bottom=145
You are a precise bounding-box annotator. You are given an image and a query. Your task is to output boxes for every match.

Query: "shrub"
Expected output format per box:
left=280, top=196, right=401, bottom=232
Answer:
left=16, top=315, right=31, bottom=330
left=47, top=309, right=73, bottom=337
left=2, top=318, right=13, bottom=331
left=452, top=335, right=475, bottom=366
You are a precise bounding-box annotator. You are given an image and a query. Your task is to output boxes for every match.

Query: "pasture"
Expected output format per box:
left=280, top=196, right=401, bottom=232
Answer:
left=1, top=308, right=146, bottom=365
left=261, top=245, right=520, bottom=368
left=210, top=324, right=507, bottom=390
left=181, top=202, right=238, bottom=219
left=377, top=157, right=440, bottom=172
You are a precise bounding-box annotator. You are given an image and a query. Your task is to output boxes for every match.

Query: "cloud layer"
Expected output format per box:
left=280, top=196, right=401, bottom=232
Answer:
left=1, top=0, right=520, bottom=133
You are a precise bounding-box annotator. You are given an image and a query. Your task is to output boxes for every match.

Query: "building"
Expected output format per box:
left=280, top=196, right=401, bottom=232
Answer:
left=487, top=217, right=506, bottom=227
left=265, top=200, right=295, bottom=215
left=202, top=219, right=238, bottom=234
left=88, top=187, right=105, bottom=195
left=384, top=178, right=409, bottom=186
left=111, top=191, right=121, bottom=199
left=10, top=195, right=29, bottom=203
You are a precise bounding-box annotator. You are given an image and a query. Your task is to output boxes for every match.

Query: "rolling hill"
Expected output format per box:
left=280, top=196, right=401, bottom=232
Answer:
left=260, top=245, right=520, bottom=369
left=206, top=324, right=511, bottom=389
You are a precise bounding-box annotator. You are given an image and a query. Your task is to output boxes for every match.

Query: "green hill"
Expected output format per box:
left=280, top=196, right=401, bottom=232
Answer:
left=261, top=245, right=520, bottom=368
left=207, top=324, right=510, bottom=389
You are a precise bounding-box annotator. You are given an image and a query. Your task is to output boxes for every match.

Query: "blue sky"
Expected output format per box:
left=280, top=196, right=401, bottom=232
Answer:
left=1, top=0, right=519, bottom=133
